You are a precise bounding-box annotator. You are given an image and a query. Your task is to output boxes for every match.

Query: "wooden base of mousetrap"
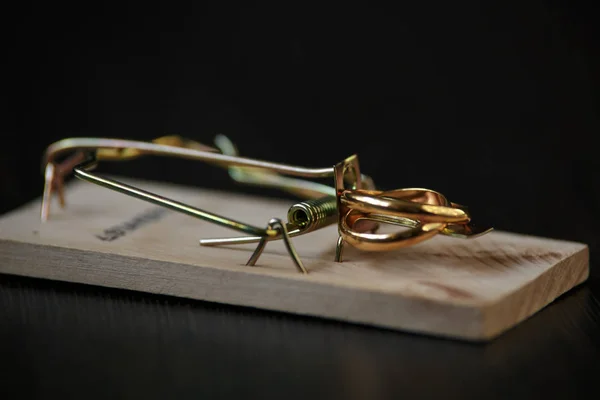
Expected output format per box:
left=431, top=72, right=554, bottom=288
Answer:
left=0, top=177, right=589, bottom=341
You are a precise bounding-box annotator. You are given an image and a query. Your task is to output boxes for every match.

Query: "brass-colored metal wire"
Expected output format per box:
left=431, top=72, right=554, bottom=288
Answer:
left=40, top=134, right=493, bottom=273
left=287, top=196, right=339, bottom=234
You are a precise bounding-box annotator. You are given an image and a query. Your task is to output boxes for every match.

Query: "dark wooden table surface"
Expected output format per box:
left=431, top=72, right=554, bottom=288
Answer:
left=1, top=268, right=599, bottom=399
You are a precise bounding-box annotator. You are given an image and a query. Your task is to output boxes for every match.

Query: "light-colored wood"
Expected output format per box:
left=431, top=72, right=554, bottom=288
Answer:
left=0, top=177, right=589, bottom=341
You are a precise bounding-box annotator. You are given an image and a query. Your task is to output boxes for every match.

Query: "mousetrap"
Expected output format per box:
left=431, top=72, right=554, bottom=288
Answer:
left=0, top=135, right=589, bottom=341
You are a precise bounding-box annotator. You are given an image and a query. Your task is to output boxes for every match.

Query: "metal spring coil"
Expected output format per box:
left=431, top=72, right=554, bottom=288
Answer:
left=287, top=196, right=338, bottom=233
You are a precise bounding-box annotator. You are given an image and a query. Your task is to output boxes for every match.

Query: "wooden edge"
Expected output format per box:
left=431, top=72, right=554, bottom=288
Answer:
left=0, top=239, right=487, bottom=341
left=481, top=244, right=590, bottom=339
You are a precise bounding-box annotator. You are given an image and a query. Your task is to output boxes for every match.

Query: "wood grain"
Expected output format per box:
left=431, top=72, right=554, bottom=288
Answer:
left=0, top=177, right=589, bottom=340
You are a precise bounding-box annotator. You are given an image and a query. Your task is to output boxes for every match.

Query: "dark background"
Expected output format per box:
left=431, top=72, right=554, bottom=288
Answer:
left=1, top=3, right=599, bottom=398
